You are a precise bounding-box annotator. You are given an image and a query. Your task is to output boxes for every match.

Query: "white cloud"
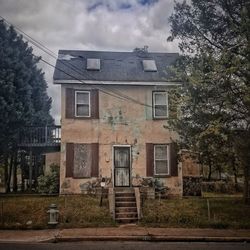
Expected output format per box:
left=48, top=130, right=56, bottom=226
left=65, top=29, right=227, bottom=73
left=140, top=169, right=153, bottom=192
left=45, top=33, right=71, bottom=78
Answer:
left=0, top=0, right=179, bottom=124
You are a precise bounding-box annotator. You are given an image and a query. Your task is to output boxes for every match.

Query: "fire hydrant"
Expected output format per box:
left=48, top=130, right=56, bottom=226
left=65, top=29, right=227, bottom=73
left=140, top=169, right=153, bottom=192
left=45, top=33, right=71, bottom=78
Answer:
left=47, top=204, right=59, bottom=225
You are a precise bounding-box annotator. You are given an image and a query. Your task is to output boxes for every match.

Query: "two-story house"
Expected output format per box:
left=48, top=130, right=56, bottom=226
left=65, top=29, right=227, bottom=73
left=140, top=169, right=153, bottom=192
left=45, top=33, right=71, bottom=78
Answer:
left=53, top=48, right=183, bottom=197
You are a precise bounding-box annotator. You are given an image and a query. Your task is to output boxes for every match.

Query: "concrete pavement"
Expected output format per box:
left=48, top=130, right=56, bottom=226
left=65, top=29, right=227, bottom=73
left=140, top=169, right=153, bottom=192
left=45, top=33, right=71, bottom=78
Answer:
left=0, top=225, right=250, bottom=243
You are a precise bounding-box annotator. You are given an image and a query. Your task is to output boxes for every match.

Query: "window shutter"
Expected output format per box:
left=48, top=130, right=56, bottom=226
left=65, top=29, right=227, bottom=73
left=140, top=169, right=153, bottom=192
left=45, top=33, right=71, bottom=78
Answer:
left=168, top=93, right=177, bottom=119
left=91, top=90, right=99, bottom=119
left=66, top=143, right=74, bottom=177
left=170, top=142, right=178, bottom=176
left=146, top=143, right=154, bottom=177
left=91, top=143, right=99, bottom=177
left=65, top=88, right=75, bottom=118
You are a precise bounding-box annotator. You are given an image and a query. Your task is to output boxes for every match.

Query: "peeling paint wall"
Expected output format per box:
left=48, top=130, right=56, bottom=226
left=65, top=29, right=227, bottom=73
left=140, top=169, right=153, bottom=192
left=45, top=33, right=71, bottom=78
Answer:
left=60, top=84, right=182, bottom=195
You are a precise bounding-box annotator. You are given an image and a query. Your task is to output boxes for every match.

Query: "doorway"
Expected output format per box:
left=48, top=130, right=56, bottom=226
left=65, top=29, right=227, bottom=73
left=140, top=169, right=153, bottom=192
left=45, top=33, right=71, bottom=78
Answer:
left=113, top=146, right=131, bottom=187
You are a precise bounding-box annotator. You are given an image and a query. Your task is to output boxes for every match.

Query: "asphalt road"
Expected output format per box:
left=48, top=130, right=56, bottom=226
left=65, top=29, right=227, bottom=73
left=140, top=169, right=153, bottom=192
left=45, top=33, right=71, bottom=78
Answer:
left=0, top=242, right=249, bottom=250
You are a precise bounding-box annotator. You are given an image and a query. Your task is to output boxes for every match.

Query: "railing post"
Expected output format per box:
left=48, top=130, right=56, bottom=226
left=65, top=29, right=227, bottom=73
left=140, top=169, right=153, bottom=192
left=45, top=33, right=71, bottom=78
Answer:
left=45, top=126, right=48, bottom=144
left=29, top=150, right=32, bottom=192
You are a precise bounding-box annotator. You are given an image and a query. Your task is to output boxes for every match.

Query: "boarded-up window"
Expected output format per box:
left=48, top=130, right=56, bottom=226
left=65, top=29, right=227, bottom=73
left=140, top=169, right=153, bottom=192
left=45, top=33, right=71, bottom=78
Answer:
left=66, top=143, right=99, bottom=178
left=73, top=144, right=92, bottom=177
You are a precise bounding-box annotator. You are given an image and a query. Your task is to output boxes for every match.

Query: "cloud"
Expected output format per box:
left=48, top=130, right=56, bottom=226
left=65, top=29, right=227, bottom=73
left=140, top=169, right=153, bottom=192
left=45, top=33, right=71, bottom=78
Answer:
left=0, top=0, right=179, bottom=124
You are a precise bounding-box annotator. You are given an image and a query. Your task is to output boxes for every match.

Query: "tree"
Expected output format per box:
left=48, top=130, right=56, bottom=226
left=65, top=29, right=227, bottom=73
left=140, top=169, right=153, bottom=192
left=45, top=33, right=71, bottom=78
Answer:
left=0, top=20, right=54, bottom=192
left=167, top=0, right=250, bottom=203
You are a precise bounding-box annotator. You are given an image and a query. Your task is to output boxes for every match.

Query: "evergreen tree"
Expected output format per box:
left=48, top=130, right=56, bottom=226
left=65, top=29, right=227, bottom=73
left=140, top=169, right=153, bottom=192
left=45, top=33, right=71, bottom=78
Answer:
left=0, top=20, right=54, bottom=191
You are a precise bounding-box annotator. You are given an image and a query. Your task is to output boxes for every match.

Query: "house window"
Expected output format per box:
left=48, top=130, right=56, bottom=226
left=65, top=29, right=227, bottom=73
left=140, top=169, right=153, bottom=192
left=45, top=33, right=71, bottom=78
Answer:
left=154, top=144, right=169, bottom=175
left=153, top=91, right=168, bottom=118
left=75, top=91, right=90, bottom=117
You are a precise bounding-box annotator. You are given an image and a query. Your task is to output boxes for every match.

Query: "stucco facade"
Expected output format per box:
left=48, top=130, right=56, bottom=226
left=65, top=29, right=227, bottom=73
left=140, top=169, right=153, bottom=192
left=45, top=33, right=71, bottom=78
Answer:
left=59, top=84, right=183, bottom=195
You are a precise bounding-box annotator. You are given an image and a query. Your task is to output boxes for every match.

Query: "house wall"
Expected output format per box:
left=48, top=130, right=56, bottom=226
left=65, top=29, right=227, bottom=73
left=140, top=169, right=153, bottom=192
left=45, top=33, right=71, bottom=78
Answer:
left=60, top=84, right=182, bottom=195
left=181, top=151, right=201, bottom=177
left=44, top=152, right=61, bottom=175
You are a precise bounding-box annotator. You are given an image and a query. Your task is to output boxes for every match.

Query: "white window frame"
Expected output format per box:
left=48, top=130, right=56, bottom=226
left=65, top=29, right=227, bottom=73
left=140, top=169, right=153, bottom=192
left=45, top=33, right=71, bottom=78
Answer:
left=75, top=91, right=91, bottom=117
left=154, top=144, right=170, bottom=176
left=153, top=91, right=168, bottom=118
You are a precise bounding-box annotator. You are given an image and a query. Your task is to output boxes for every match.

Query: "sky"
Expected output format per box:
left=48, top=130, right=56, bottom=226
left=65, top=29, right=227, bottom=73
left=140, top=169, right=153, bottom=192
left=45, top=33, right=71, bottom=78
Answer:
left=0, top=0, right=179, bottom=124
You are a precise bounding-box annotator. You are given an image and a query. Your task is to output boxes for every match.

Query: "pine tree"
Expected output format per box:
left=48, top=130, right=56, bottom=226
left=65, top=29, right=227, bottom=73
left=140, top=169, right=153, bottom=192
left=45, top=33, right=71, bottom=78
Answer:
left=0, top=20, right=54, bottom=191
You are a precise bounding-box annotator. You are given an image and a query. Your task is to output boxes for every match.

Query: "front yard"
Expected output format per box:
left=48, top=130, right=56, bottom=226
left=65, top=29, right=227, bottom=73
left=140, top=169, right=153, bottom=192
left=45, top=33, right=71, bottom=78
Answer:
left=0, top=195, right=115, bottom=229
left=1, top=194, right=249, bottom=229
left=141, top=195, right=250, bottom=229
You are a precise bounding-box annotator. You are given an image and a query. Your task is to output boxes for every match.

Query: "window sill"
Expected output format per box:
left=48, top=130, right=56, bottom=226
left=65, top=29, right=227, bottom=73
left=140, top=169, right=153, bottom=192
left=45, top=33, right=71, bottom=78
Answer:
left=72, top=176, right=92, bottom=179
left=71, top=116, right=99, bottom=120
left=154, top=174, right=171, bottom=178
left=153, top=117, right=168, bottom=120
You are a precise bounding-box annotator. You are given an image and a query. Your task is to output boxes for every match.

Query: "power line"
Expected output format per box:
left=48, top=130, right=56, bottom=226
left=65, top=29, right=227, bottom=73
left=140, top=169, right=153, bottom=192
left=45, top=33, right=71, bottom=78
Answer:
left=0, top=16, right=157, bottom=108
left=39, top=58, right=132, bottom=102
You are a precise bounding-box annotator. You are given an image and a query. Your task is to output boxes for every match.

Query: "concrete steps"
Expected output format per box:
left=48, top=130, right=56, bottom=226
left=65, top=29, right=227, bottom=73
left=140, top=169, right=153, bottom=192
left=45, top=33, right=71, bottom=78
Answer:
left=114, top=188, right=138, bottom=224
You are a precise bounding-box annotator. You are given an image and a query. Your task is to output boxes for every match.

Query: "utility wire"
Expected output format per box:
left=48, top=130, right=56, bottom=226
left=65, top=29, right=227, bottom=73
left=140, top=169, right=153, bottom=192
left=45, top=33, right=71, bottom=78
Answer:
left=39, top=58, right=132, bottom=102
left=0, top=16, right=158, bottom=108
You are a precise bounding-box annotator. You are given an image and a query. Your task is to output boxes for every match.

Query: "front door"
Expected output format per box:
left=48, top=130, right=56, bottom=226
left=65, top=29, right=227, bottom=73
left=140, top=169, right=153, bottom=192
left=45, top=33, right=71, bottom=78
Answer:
left=114, top=146, right=130, bottom=187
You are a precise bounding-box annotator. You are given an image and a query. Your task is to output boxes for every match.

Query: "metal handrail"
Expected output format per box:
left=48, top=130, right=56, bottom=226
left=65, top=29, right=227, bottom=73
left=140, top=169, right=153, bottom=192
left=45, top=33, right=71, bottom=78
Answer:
left=18, top=126, right=61, bottom=146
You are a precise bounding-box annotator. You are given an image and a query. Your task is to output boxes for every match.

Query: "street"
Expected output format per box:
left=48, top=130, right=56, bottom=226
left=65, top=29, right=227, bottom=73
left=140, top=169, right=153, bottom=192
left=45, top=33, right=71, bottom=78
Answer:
left=0, top=241, right=249, bottom=250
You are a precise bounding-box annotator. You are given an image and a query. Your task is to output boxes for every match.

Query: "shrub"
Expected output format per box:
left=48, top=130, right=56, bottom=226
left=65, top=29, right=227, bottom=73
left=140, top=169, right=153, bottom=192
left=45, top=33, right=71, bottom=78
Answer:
left=37, top=164, right=59, bottom=194
left=202, top=181, right=240, bottom=194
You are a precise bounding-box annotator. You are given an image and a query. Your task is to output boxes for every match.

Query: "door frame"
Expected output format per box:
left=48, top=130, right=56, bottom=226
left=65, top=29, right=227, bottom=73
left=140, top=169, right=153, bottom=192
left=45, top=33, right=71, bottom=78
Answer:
left=112, top=145, right=131, bottom=187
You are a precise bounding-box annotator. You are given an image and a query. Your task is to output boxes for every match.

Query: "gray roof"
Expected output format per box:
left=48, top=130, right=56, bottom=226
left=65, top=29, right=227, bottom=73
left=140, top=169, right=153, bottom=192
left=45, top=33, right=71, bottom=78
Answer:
left=53, top=50, right=179, bottom=83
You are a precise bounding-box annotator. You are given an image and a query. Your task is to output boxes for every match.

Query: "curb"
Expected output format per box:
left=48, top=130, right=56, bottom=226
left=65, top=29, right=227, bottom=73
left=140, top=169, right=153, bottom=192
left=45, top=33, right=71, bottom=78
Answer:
left=40, top=236, right=250, bottom=243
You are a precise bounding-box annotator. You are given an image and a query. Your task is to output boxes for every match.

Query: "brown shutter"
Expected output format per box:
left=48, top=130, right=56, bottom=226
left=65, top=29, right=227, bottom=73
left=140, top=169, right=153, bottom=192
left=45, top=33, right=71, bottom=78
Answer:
left=91, top=143, right=99, bottom=177
left=91, top=89, right=99, bottom=119
left=170, top=142, right=178, bottom=176
left=168, top=92, right=177, bottom=119
left=65, top=88, right=75, bottom=118
left=146, top=143, right=154, bottom=177
left=66, top=143, right=74, bottom=177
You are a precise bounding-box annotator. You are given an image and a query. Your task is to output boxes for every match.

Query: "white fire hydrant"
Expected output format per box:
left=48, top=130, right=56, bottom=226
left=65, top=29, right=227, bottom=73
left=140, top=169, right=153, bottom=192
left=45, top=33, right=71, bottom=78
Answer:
left=47, top=204, right=59, bottom=225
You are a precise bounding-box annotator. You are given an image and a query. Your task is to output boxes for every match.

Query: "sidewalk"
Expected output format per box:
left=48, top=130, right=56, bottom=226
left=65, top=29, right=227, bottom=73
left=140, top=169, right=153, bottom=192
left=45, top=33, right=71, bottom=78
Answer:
left=0, top=225, right=250, bottom=243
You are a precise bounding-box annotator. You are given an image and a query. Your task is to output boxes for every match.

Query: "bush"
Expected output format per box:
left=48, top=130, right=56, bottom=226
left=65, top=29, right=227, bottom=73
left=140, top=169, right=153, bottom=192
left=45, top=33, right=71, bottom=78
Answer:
left=202, top=181, right=242, bottom=194
left=37, top=164, right=59, bottom=194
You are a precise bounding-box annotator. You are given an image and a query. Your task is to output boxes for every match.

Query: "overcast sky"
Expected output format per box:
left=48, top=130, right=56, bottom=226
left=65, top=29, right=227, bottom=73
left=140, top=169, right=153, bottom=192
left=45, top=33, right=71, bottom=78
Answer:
left=0, top=0, right=179, bottom=124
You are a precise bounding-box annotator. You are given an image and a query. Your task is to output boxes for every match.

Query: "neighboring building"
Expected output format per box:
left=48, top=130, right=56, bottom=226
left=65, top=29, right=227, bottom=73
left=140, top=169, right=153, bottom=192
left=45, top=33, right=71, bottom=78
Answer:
left=44, top=152, right=61, bottom=175
left=53, top=48, right=184, bottom=196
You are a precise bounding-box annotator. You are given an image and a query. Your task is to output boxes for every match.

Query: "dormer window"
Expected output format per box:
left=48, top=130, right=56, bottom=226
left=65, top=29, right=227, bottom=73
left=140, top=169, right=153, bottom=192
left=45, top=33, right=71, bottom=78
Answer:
left=142, top=60, right=157, bottom=72
left=87, top=58, right=100, bottom=71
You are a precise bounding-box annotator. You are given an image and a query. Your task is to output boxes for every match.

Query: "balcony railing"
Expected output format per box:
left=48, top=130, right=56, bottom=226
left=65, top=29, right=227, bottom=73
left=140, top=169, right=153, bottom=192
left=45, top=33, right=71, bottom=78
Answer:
left=18, top=126, right=61, bottom=147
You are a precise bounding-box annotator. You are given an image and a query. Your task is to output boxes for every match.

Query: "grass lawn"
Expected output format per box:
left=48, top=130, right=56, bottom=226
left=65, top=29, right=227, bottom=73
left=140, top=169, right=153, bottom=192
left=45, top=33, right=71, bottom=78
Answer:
left=140, top=196, right=250, bottom=229
left=0, top=195, right=115, bottom=229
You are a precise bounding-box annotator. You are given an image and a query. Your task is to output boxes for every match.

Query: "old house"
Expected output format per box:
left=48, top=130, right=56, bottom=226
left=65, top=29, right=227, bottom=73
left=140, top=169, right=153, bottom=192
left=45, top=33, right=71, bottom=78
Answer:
left=53, top=48, right=186, bottom=197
